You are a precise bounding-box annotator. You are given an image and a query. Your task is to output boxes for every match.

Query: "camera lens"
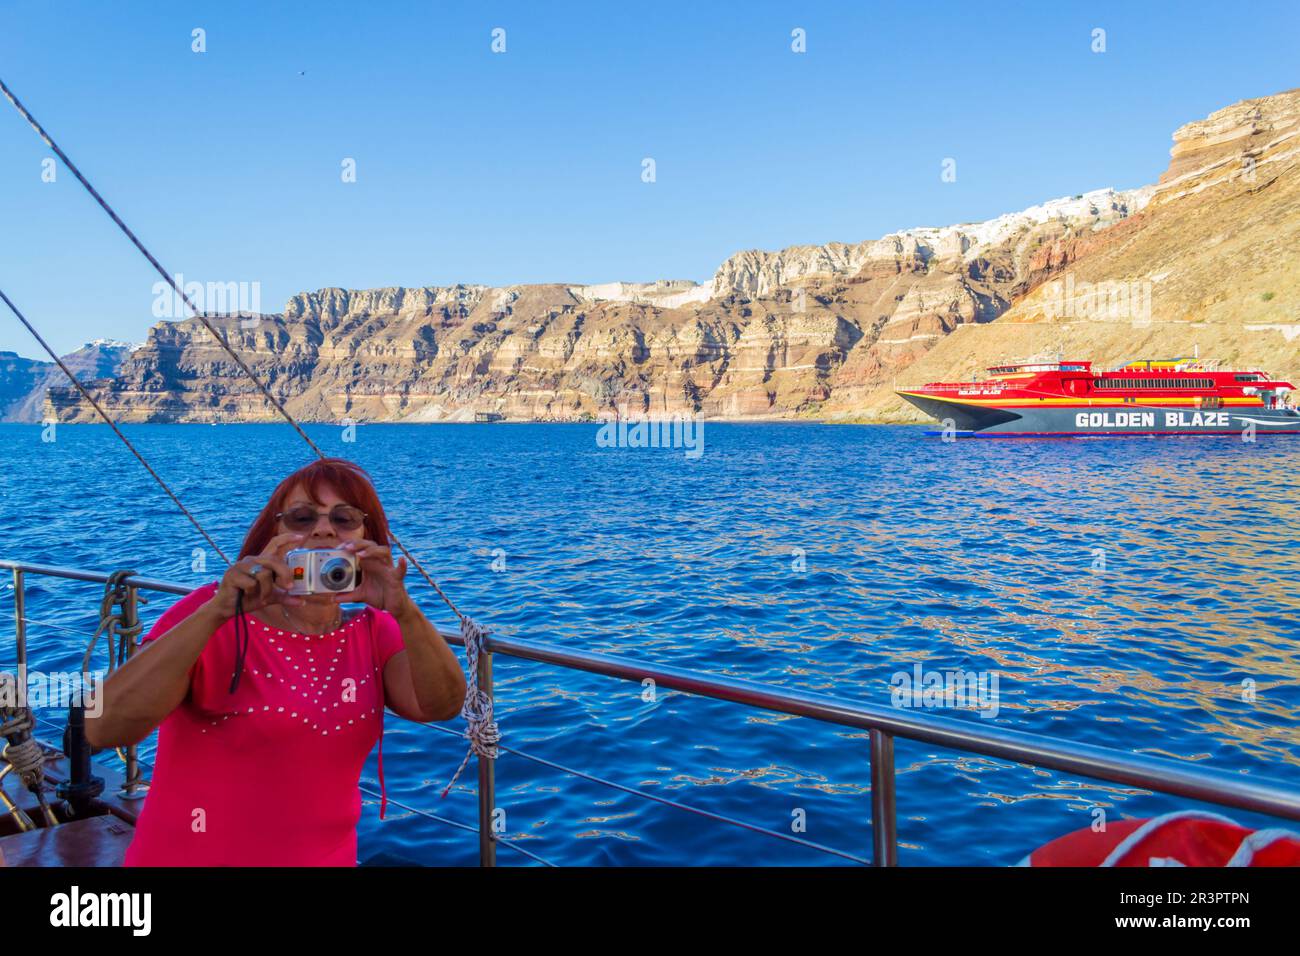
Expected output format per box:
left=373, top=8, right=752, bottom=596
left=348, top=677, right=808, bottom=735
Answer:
left=319, top=557, right=353, bottom=591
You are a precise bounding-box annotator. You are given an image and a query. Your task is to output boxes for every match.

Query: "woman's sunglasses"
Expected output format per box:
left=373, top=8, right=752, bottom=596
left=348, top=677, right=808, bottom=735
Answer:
left=276, top=504, right=368, bottom=532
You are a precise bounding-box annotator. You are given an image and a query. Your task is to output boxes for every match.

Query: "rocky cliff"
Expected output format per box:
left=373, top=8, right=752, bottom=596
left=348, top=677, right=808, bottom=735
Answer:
left=37, top=191, right=1143, bottom=424
left=35, top=88, right=1300, bottom=424
left=857, top=87, right=1300, bottom=420
left=3, top=341, right=134, bottom=422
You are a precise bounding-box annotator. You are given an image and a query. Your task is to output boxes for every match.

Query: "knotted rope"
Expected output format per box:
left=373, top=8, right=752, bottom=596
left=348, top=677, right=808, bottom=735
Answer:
left=0, top=709, right=44, bottom=790
left=0, top=692, right=56, bottom=832
left=77, top=573, right=147, bottom=767
left=440, top=617, right=500, bottom=798
left=81, top=571, right=143, bottom=682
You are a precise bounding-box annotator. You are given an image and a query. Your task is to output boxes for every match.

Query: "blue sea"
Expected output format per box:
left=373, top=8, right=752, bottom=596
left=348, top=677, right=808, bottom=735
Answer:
left=2, top=422, right=1298, bottom=865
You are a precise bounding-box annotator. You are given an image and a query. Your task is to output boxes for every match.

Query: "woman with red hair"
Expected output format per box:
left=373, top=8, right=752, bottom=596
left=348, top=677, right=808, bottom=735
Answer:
left=87, top=457, right=467, bottom=866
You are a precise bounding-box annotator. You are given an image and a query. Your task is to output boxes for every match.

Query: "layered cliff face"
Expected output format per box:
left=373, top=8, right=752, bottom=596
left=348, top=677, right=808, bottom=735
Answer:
left=41, top=191, right=1142, bottom=424
left=37, top=88, right=1300, bottom=425
left=858, top=87, right=1300, bottom=421
left=3, top=341, right=134, bottom=422
left=707, top=188, right=1147, bottom=299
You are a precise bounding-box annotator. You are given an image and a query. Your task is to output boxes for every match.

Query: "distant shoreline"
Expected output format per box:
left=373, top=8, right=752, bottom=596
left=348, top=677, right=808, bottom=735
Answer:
left=12, top=416, right=922, bottom=427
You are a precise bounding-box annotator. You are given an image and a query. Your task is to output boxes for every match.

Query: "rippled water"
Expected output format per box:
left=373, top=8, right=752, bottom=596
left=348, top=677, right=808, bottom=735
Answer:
left=2, top=422, right=1298, bottom=865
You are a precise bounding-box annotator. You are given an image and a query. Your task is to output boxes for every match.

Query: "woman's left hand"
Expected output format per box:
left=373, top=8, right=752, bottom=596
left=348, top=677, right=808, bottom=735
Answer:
left=332, top=539, right=412, bottom=615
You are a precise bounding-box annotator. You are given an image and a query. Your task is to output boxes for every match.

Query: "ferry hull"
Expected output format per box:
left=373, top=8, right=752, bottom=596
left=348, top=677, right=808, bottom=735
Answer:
left=899, top=396, right=1300, bottom=437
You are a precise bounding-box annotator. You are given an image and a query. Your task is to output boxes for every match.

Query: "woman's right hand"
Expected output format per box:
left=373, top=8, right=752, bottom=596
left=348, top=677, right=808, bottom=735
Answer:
left=205, top=533, right=310, bottom=622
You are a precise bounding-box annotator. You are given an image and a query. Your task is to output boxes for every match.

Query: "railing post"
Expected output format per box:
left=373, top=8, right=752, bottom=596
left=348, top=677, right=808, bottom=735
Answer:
left=870, top=728, right=898, bottom=866
left=477, top=646, right=496, bottom=867
left=118, top=584, right=146, bottom=799
left=12, top=568, right=25, bottom=691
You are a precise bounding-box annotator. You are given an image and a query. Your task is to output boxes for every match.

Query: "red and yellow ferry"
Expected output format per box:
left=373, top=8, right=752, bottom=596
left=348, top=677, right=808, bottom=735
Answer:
left=896, top=358, right=1300, bottom=437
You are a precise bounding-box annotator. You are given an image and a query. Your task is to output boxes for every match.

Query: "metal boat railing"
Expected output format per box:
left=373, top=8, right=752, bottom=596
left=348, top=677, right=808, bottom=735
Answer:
left=5, top=558, right=1300, bottom=867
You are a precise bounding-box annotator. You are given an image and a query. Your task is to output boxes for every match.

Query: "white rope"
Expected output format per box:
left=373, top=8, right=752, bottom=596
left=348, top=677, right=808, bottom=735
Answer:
left=0, top=734, right=44, bottom=788
left=439, top=617, right=499, bottom=798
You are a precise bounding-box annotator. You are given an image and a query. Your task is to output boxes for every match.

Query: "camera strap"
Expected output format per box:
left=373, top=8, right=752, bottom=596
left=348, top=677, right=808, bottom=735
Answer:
left=229, top=591, right=251, bottom=694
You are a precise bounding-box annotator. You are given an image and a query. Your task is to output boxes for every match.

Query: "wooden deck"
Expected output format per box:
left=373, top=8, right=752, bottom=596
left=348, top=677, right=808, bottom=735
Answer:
left=0, top=739, right=143, bottom=867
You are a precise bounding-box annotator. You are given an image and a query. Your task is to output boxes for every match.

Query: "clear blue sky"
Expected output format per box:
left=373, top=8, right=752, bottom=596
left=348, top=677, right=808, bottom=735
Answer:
left=2, top=0, right=1298, bottom=357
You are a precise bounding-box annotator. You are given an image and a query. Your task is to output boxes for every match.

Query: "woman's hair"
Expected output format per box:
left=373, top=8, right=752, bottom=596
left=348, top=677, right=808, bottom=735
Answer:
left=238, top=457, right=393, bottom=559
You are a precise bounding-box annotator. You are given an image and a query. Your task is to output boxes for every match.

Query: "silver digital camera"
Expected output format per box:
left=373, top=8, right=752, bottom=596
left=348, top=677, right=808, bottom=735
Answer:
left=285, top=548, right=363, bottom=595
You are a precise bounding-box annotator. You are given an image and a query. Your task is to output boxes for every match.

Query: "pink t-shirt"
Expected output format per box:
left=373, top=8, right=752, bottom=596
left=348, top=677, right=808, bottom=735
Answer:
left=122, top=581, right=406, bottom=866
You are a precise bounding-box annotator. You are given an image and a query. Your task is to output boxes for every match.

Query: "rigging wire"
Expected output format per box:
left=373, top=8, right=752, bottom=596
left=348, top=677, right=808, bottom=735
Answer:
left=0, top=73, right=471, bottom=627
left=0, top=286, right=232, bottom=565
left=0, top=77, right=326, bottom=460
left=0, top=73, right=496, bottom=800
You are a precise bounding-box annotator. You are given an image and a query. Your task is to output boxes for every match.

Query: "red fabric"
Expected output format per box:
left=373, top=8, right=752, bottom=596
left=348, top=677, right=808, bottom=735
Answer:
left=1028, top=814, right=1300, bottom=867
left=122, top=582, right=406, bottom=866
